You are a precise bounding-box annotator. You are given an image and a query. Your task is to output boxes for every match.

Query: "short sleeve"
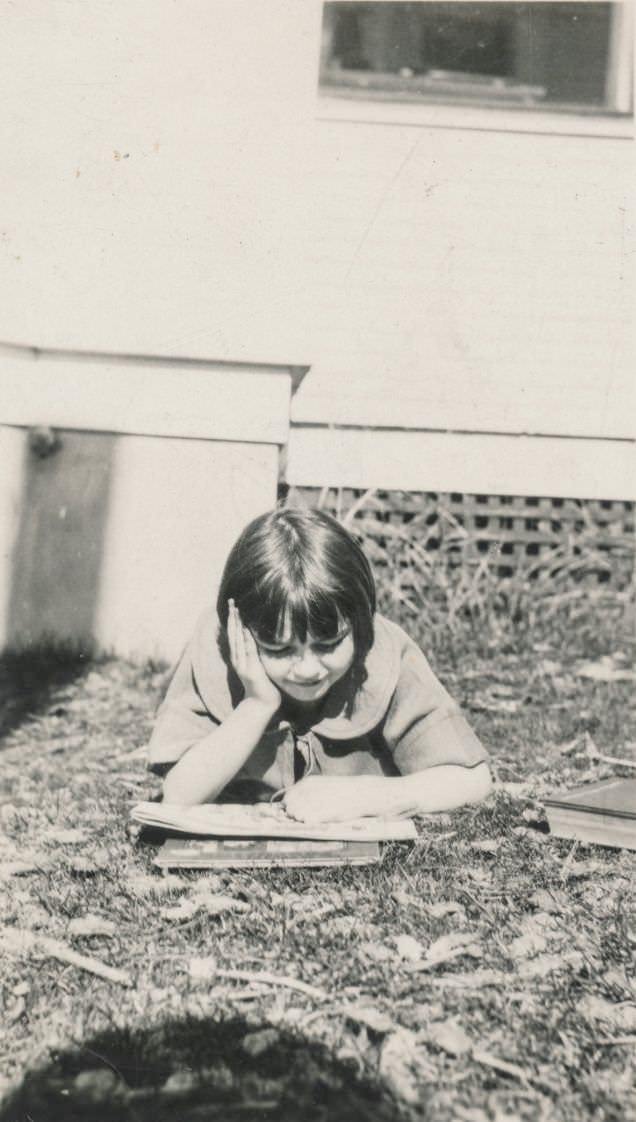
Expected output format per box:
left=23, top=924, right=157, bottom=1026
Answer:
left=147, top=608, right=233, bottom=773
left=382, top=640, right=488, bottom=774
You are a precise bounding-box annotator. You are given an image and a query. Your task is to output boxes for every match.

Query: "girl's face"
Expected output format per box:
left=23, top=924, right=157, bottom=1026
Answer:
left=254, top=621, right=355, bottom=704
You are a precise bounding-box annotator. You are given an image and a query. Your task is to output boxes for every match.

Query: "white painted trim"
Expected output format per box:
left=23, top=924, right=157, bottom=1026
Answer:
left=286, top=425, right=636, bottom=501
left=0, top=342, right=309, bottom=396
left=0, top=354, right=294, bottom=444
left=291, top=385, right=635, bottom=442
left=606, top=1, right=635, bottom=114
left=317, top=94, right=634, bottom=140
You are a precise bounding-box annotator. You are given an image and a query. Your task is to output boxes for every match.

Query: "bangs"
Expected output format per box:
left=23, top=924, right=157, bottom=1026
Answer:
left=246, top=583, right=347, bottom=644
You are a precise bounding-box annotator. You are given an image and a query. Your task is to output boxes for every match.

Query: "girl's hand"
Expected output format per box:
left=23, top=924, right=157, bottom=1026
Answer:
left=227, top=600, right=281, bottom=713
left=282, top=775, right=385, bottom=823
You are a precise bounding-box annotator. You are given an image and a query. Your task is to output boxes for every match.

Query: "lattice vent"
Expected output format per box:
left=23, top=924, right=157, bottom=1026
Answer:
left=284, top=488, right=635, bottom=587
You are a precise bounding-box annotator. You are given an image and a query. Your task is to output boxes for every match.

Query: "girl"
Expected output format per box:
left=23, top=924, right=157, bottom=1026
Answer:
left=148, top=507, right=491, bottom=822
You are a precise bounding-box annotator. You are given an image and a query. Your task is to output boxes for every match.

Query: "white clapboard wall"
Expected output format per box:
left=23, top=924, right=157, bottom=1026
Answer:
left=1, top=1, right=634, bottom=502
left=285, top=426, right=635, bottom=503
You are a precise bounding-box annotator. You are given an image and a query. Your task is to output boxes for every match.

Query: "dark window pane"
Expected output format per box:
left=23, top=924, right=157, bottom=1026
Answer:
left=321, top=2, right=620, bottom=112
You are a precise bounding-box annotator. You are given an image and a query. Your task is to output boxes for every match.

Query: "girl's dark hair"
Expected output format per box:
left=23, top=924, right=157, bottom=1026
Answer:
left=217, top=507, right=376, bottom=662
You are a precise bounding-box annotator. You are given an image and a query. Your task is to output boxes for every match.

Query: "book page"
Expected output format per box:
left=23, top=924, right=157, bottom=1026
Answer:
left=131, top=800, right=417, bottom=841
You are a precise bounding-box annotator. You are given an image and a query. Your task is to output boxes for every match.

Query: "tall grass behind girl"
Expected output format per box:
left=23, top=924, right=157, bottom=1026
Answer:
left=148, top=508, right=492, bottom=822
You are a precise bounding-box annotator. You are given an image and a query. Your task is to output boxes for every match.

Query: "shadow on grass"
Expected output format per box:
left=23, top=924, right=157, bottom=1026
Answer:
left=0, top=643, right=92, bottom=742
left=0, top=1015, right=403, bottom=1122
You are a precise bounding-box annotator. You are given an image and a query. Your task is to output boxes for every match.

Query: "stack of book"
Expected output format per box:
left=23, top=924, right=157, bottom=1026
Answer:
left=131, top=801, right=417, bottom=868
left=544, top=777, right=636, bottom=851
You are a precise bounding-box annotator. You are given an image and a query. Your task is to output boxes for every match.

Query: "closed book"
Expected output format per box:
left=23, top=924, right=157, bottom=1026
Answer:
left=154, top=836, right=380, bottom=869
left=544, top=777, right=636, bottom=851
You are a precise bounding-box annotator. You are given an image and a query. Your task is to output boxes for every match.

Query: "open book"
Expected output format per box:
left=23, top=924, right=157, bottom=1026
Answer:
left=131, top=800, right=417, bottom=842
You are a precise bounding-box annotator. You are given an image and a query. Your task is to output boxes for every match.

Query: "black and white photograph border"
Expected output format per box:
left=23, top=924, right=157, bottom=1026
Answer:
left=0, top=3, right=634, bottom=1120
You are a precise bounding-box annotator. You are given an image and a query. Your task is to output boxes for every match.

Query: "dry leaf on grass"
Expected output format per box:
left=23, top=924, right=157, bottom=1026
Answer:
left=10, top=900, right=51, bottom=929
left=576, top=656, right=636, bottom=683
left=162, top=899, right=200, bottom=922
left=191, top=875, right=228, bottom=897
left=276, top=887, right=336, bottom=916
left=508, top=933, right=549, bottom=960
left=0, top=857, right=51, bottom=878
left=161, top=1070, right=199, bottom=1097
left=379, top=1028, right=424, bottom=1105
left=602, top=967, right=633, bottom=995
left=511, top=826, right=549, bottom=844
left=565, top=859, right=615, bottom=880
left=410, top=932, right=482, bottom=972
left=516, top=951, right=585, bottom=978
left=0, top=804, right=21, bottom=826
left=428, top=968, right=507, bottom=988
left=507, top=913, right=564, bottom=961
left=466, top=867, right=495, bottom=888
left=44, top=828, right=89, bottom=845
left=344, top=1003, right=396, bottom=1035
left=358, top=940, right=394, bottom=963
left=73, top=1069, right=122, bottom=1103
left=391, top=886, right=415, bottom=908
left=528, top=888, right=568, bottom=914
left=188, top=955, right=218, bottom=982
left=6, top=995, right=26, bottom=1024
left=577, top=995, right=636, bottom=1033
left=148, top=986, right=173, bottom=1004
left=393, top=934, right=424, bottom=961
left=537, top=659, right=562, bottom=676
left=472, top=698, right=521, bottom=714
left=241, top=1028, right=280, bottom=1057
left=469, top=839, right=501, bottom=855
left=68, top=914, right=117, bottom=938
left=197, top=892, right=250, bottom=918
left=67, top=852, right=109, bottom=876
left=162, top=890, right=247, bottom=922
left=126, top=873, right=184, bottom=897
left=472, top=1048, right=531, bottom=1084
left=326, top=915, right=357, bottom=937
left=425, top=1018, right=472, bottom=1056
left=198, top=1062, right=234, bottom=1093
left=556, top=736, right=581, bottom=756
left=449, top=1109, right=490, bottom=1122
left=495, top=782, right=537, bottom=798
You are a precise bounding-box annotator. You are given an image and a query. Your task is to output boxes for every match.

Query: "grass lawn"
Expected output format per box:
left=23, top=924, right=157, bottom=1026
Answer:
left=0, top=594, right=634, bottom=1122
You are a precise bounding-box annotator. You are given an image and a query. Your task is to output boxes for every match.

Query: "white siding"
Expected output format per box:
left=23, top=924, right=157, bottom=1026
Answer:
left=2, top=1, right=634, bottom=474
left=287, top=425, right=635, bottom=501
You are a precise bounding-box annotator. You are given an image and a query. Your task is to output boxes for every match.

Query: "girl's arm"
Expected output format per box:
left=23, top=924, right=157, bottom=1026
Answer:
left=281, top=762, right=492, bottom=823
left=162, top=696, right=278, bottom=804
left=162, top=601, right=280, bottom=805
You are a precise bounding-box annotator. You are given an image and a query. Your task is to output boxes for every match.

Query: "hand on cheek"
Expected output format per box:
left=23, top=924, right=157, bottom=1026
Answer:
left=226, top=600, right=281, bottom=713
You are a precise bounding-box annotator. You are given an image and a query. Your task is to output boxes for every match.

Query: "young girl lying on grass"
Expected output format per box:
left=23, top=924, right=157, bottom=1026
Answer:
left=148, top=507, right=492, bottom=822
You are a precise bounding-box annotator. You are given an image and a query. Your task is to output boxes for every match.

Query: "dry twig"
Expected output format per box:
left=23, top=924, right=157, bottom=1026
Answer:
left=215, top=968, right=329, bottom=1001
left=1, top=926, right=132, bottom=987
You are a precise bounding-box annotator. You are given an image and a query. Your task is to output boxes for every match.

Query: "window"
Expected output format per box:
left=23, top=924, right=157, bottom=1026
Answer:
left=319, top=2, right=633, bottom=131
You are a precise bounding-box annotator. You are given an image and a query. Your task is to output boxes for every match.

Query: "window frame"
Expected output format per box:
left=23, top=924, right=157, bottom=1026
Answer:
left=317, top=1, right=634, bottom=139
